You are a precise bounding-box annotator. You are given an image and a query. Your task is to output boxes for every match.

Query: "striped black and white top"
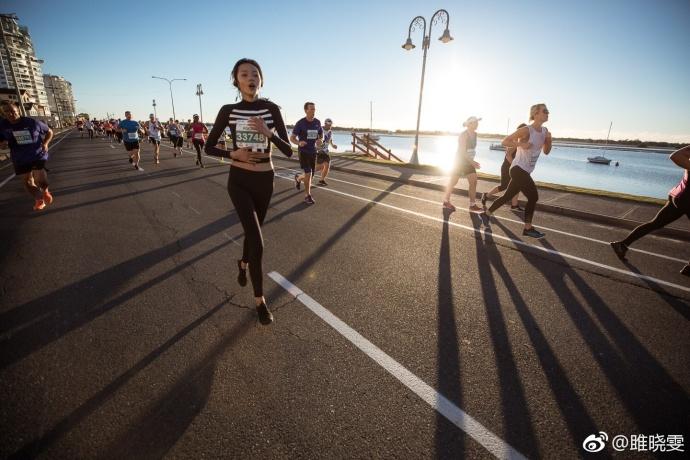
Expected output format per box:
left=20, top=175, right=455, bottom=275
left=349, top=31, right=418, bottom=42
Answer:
left=205, top=98, right=292, bottom=172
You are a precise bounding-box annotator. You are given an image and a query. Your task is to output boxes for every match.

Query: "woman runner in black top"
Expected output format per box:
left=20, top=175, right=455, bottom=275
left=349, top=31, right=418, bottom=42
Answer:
left=205, top=58, right=293, bottom=325
left=481, top=123, right=527, bottom=210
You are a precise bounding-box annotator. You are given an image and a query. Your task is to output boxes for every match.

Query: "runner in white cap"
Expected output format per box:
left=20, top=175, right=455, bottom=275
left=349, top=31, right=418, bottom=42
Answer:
left=442, top=116, right=483, bottom=213
left=144, top=113, right=163, bottom=164
left=316, top=117, right=337, bottom=185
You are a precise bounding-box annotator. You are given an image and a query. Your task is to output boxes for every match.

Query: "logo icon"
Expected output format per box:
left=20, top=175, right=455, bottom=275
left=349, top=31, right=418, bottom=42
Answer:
left=583, top=432, right=609, bottom=452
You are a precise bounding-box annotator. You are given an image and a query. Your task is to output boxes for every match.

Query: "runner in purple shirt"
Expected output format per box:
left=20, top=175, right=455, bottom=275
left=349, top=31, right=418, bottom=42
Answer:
left=0, top=101, right=54, bottom=211
left=290, top=102, right=323, bottom=205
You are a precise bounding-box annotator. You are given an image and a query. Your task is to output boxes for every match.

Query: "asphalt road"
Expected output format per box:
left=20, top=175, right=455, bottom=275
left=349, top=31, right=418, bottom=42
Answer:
left=1, top=132, right=688, bottom=459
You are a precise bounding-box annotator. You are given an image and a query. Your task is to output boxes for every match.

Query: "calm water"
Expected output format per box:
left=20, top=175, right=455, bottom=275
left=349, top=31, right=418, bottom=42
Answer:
left=328, top=132, right=681, bottom=199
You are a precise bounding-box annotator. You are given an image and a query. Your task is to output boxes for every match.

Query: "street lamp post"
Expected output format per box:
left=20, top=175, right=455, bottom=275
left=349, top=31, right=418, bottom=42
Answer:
left=152, top=99, right=157, bottom=119
left=195, top=84, right=204, bottom=122
left=152, top=75, right=187, bottom=121
left=402, top=9, right=453, bottom=165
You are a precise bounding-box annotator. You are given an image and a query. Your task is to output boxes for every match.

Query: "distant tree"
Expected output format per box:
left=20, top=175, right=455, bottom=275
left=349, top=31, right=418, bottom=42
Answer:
left=77, top=112, right=90, bottom=120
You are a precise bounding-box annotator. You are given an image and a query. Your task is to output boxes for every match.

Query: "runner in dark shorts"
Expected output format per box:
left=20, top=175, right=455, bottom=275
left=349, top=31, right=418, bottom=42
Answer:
left=0, top=101, right=55, bottom=211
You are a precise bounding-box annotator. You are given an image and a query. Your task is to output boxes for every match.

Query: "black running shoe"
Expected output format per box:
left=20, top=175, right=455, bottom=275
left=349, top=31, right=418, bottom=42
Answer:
left=511, top=205, right=525, bottom=212
left=318, top=180, right=328, bottom=186
left=237, top=260, right=247, bottom=287
left=523, top=228, right=545, bottom=239
left=256, top=302, right=274, bottom=325
left=295, top=174, right=301, bottom=190
left=129, top=157, right=133, bottom=164
left=610, top=241, right=628, bottom=260
left=480, top=192, right=488, bottom=207
left=681, top=264, right=690, bottom=277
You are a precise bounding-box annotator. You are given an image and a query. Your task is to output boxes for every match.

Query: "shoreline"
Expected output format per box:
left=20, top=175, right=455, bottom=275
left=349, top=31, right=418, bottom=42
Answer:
left=334, top=153, right=667, bottom=205
left=331, top=129, right=678, bottom=154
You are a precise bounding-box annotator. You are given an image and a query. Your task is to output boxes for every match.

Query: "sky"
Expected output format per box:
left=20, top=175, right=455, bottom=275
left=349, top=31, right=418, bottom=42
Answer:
left=4, top=0, right=690, bottom=142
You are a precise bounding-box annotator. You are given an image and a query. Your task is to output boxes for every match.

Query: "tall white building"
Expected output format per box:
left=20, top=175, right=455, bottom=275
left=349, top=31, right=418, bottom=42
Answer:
left=0, top=13, right=50, bottom=118
left=43, top=74, right=75, bottom=126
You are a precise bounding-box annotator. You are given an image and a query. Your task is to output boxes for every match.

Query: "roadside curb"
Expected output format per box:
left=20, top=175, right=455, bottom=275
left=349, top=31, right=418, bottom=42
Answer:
left=322, top=161, right=690, bottom=242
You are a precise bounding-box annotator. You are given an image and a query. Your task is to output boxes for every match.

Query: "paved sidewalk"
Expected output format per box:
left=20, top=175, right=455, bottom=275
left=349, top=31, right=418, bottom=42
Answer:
left=290, top=154, right=690, bottom=240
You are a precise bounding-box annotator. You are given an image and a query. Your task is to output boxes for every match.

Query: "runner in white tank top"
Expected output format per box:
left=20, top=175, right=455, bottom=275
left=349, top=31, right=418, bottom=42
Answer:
left=485, top=103, right=552, bottom=238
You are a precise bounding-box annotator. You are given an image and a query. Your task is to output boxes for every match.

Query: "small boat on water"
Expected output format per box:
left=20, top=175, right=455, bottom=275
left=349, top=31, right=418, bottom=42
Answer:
left=490, top=143, right=506, bottom=151
left=587, top=155, right=612, bottom=165
left=588, top=121, right=614, bottom=165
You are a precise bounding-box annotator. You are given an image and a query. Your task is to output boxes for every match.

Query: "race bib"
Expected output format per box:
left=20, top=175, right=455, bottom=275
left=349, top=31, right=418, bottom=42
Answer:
left=306, top=129, right=318, bottom=140
left=12, top=130, right=33, bottom=145
left=235, top=119, right=267, bottom=151
left=194, top=132, right=204, bottom=140
left=127, top=132, right=138, bottom=140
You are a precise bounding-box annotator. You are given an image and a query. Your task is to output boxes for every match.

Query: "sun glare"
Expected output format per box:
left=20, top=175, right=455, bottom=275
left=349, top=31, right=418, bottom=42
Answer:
left=433, top=135, right=458, bottom=173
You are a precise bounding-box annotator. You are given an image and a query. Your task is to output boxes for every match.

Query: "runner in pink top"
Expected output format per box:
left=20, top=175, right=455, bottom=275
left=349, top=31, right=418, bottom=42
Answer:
left=610, top=144, right=690, bottom=276
left=188, top=114, right=208, bottom=168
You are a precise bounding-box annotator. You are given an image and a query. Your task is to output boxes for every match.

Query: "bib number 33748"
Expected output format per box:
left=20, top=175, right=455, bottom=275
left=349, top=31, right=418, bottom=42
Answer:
left=235, top=120, right=267, bottom=150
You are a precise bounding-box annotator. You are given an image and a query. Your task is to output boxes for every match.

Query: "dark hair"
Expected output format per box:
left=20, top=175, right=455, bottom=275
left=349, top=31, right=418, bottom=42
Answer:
left=517, top=123, right=527, bottom=129
left=231, top=58, right=264, bottom=88
left=304, top=102, right=315, bottom=111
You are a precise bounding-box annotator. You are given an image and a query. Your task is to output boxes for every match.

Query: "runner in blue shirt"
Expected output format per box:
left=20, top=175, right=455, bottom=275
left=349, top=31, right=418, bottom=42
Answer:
left=290, top=102, right=323, bottom=204
left=0, top=101, right=55, bottom=210
left=119, top=111, right=144, bottom=171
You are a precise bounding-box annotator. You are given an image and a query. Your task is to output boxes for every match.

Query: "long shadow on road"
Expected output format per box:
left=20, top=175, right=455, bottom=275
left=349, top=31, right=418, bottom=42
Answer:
left=0, top=214, right=240, bottom=370
left=433, top=209, right=465, bottom=458
left=468, top=214, right=542, bottom=457
left=493, top=219, right=689, bottom=441
left=10, top=300, right=253, bottom=459
left=474, top=215, right=604, bottom=457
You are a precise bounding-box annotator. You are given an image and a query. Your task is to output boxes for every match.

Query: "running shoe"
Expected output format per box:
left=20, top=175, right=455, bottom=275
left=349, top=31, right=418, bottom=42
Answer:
left=305, top=195, right=315, bottom=205
left=511, top=205, right=525, bottom=212
left=318, top=180, right=328, bottom=186
left=442, top=201, right=456, bottom=212
left=468, top=204, right=483, bottom=213
left=610, top=241, right=628, bottom=260
left=195, top=160, right=199, bottom=166
left=136, top=165, right=144, bottom=171
left=42, top=189, right=53, bottom=205
left=128, top=157, right=133, bottom=164
left=295, top=174, right=301, bottom=190
left=480, top=192, right=488, bottom=207
left=256, top=302, right=274, bottom=325
left=523, top=227, right=545, bottom=238
left=200, top=163, right=205, bottom=168
left=33, top=199, right=46, bottom=211
left=237, top=260, right=247, bottom=287
left=155, top=159, right=160, bottom=165
left=680, top=264, right=690, bottom=277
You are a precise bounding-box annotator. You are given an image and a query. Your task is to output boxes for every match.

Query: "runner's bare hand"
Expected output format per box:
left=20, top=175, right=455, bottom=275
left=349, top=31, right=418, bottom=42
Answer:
left=248, top=117, right=271, bottom=138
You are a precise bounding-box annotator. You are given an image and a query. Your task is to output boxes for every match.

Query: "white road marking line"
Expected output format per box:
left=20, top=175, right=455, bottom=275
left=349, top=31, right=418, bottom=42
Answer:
left=273, top=174, right=690, bottom=293
left=268, top=271, right=527, bottom=460
left=0, top=173, right=15, bottom=188
left=171, top=191, right=181, bottom=198
left=275, top=166, right=688, bottom=264
left=222, top=231, right=242, bottom=247
left=188, top=206, right=201, bottom=215
left=0, top=129, right=73, bottom=190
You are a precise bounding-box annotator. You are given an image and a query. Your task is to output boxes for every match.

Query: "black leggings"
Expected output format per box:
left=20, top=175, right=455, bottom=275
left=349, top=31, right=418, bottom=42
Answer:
left=622, top=196, right=690, bottom=246
left=193, top=140, right=204, bottom=162
left=228, top=166, right=274, bottom=297
left=488, top=166, right=538, bottom=223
